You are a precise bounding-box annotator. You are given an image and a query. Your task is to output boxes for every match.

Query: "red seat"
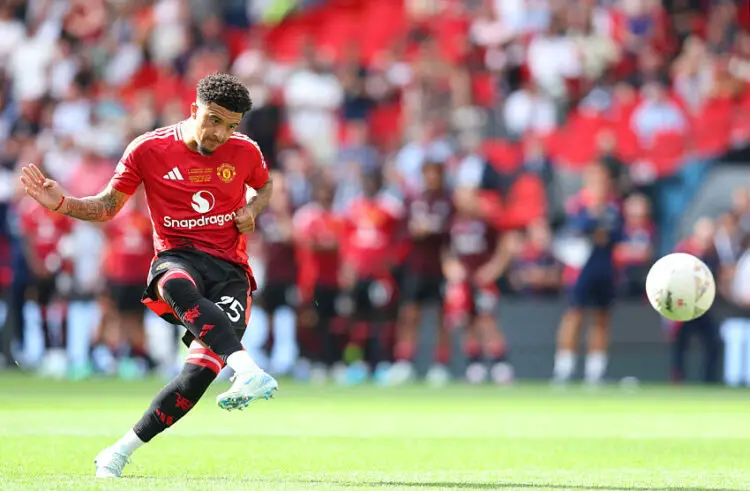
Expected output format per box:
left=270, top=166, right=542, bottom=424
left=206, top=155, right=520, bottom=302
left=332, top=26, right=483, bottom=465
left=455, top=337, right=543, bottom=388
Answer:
left=367, top=103, right=401, bottom=149
left=642, top=131, right=686, bottom=177
left=477, top=173, right=546, bottom=231
left=471, top=72, right=495, bottom=107
left=690, top=97, right=732, bottom=158
left=613, top=122, right=642, bottom=164
left=481, top=139, right=521, bottom=173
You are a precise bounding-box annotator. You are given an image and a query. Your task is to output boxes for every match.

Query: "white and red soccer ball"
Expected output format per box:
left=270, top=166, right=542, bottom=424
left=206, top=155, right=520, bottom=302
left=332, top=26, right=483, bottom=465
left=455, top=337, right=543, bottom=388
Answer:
left=645, top=253, right=716, bottom=322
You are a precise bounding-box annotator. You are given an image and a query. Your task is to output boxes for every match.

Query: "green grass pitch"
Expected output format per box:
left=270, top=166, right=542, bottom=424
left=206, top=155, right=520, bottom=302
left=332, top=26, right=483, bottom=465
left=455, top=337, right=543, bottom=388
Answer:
left=0, top=374, right=748, bottom=490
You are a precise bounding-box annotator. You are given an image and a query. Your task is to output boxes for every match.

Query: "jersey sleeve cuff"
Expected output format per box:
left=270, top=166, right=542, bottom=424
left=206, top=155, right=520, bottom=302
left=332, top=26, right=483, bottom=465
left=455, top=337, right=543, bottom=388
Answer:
left=109, top=179, right=137, bottom=196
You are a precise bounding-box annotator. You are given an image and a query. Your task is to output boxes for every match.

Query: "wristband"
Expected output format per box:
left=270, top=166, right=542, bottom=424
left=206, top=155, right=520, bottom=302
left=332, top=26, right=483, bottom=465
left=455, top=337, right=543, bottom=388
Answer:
left=53, top=195, right=66, bottom=212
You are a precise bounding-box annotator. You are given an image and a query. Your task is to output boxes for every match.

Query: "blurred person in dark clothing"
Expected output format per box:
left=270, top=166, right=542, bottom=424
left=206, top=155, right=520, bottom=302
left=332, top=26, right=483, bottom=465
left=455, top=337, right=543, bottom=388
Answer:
left=553, top=164, right=623, bottom=386
left=596, top=129, right=632, bottom=197
left=670, top=218, right=721, bottom=384
left=443, top=201, right=513, bottom=385
left=390, top=160, right=453, bottom=386
left=339, top=44, right=375, bottom=122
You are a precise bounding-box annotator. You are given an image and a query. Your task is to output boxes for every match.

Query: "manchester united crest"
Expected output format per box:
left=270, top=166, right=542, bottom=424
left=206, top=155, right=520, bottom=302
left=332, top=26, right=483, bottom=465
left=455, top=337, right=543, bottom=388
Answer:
left=217, top=163, right=236, bottom=184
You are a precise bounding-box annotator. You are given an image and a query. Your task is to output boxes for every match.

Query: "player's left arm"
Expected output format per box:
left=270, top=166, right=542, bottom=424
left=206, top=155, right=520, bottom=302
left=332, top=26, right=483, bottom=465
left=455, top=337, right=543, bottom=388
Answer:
left=235, top=141, right=273, bottom=234
left=236, top=179, right=273, bottom=234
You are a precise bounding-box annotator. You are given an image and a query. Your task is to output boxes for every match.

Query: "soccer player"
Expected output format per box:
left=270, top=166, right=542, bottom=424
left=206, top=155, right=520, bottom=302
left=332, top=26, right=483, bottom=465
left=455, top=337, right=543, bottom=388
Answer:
left=19, top=73, right=278, bottom=478
left=553, top=163, right=623, bottom=386
left=247, top=171, right=299, bottom=375
left=17, top=192, right=73, bottom=375
left=443, top=206, right=513, bottom=384
left=390, top=160, right=453, bottom=385
left=96, top=190, right=156, bottom=377
left=340, top=171, right=403, bottom=381
left=293, top=178, right=346, bottom=380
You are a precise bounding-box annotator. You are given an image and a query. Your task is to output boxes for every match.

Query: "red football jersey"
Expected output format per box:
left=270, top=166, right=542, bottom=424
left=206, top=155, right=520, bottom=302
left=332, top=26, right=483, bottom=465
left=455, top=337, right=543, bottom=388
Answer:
left=256, top=209, right=297, bottom=284
left=109, top=123, right=269, bottom=288
left=343, top=194, right=403, bottom=277
left=18, top=199, right=73, bottom=273
left=293, top=203, right=346, bottom=292
left=449, top=216, right=498, bottom=277
left=103, top=203, right=154, bottom=284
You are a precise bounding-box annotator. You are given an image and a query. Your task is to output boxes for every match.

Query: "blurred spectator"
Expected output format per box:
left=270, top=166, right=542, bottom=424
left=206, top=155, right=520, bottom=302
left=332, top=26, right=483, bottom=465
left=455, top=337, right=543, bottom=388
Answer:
left=595, top=129, right=632, bottom=196
left=527, top=12, right=581, bottom=102
left=719, top=233, right=750, bottom=387
left=731, top=188, right=750, bottom=235
left=672, top=36, right=714, bottom=112
left=630, top=81, right=687, bottom=146
left=395, top=121, right=453, bottom=194
left=615, top=193, right=655, bottom=296
left=284, top=44, right=343, bottom=165
left=566, top=4, right=620, bottom=82
left=715, top=212, right=744, bottom=268
left=503, top=82, right=557, bottom=139
left=333, top=120, right=380, bottom=213
left=705, top=0, right=737, bottom=54
left=728, top=30, right=750, bottom=84
left=508, top=220, right=561, bottom=297
left=671, top=218, right=721, bottom=384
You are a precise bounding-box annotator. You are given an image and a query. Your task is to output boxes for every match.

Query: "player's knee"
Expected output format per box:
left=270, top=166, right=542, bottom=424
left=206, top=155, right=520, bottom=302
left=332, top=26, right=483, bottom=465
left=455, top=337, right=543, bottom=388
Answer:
left=158, top=270, right=200, bottom=308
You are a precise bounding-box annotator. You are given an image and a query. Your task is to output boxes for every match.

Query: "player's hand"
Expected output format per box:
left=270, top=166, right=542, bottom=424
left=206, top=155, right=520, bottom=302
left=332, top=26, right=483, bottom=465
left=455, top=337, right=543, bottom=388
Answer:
left=408, top=219, right=430, bottom=237
left=234, top=206, right=256, bottom=234
left=474, top=264, right=499, bottom=286
left=19, top=164, right=65, bottom=211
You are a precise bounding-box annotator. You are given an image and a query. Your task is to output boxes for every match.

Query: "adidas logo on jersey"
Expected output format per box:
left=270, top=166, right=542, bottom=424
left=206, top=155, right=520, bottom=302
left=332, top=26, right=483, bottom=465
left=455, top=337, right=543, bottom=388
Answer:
left=163, top=167, right=184, bottom=180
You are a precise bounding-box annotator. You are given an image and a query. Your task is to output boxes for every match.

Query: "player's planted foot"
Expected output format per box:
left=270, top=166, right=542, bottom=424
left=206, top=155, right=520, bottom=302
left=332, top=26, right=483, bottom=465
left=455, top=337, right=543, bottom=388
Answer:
left=216, top=370, right=278, bottom=411
left=94, top=447, right=131, bottom=478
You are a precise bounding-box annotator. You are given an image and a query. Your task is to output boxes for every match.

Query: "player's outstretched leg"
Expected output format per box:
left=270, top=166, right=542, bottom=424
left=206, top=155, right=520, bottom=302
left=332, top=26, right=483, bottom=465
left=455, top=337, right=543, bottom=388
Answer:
left=94, top=344, right=222, bottom=477
left=156, top=270, right=278, bottom=410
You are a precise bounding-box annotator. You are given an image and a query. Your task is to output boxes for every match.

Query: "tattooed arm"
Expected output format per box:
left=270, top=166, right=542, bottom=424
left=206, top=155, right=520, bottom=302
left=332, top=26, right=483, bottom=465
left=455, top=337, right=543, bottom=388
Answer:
left=235, top=179, right=273, bottom=235
left=61, top=184, right=130, bottom=222
left=20, top=164, right=130, bottom=222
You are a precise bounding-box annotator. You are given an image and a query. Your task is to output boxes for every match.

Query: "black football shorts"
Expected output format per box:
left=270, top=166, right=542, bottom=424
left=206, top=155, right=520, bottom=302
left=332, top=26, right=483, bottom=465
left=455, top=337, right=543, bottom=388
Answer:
left=142, top=249, right=252, bottom=348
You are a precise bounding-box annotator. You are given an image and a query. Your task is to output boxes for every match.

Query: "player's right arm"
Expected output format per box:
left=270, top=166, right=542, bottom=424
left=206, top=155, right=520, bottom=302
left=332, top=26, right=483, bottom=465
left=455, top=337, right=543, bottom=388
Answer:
left=20, top=134, right=148, bottom=222
left=20, top=164, right=130, bottom=222
left=61, top=185, right=130, bottom=222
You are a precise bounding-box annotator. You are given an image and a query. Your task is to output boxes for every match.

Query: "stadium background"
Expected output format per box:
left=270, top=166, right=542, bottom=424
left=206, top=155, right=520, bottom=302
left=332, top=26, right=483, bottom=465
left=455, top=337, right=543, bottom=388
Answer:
left=1, top=0, right=750, bottom=385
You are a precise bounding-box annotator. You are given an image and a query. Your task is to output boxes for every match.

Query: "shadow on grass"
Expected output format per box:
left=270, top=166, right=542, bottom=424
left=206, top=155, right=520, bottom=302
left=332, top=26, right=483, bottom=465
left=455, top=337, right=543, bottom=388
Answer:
left=299, top=480, right=741, bottom=491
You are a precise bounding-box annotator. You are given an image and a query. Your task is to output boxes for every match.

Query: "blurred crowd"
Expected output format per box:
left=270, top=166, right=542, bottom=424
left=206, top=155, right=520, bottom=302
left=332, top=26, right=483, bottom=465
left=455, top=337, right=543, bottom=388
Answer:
left=2, top=0, right=750, bottom=385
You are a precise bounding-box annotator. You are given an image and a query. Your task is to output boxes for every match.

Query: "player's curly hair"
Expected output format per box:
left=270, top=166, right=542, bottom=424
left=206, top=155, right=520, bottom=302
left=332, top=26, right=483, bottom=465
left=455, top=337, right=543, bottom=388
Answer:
left=196, top=73, right=253, bottom=114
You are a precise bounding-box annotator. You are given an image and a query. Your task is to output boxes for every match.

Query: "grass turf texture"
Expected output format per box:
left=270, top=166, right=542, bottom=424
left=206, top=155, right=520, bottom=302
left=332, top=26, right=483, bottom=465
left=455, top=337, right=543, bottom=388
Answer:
left=0, top=374, right=748, bottom=490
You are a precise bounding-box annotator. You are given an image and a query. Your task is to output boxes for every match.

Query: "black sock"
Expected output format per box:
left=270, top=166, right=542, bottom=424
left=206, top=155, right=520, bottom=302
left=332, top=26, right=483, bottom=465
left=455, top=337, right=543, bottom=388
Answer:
left=133, top=363, right=216, bottom=442
left=318, top=317, right=342, bottom=367
left=160, top=277, right=242, bottom=360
